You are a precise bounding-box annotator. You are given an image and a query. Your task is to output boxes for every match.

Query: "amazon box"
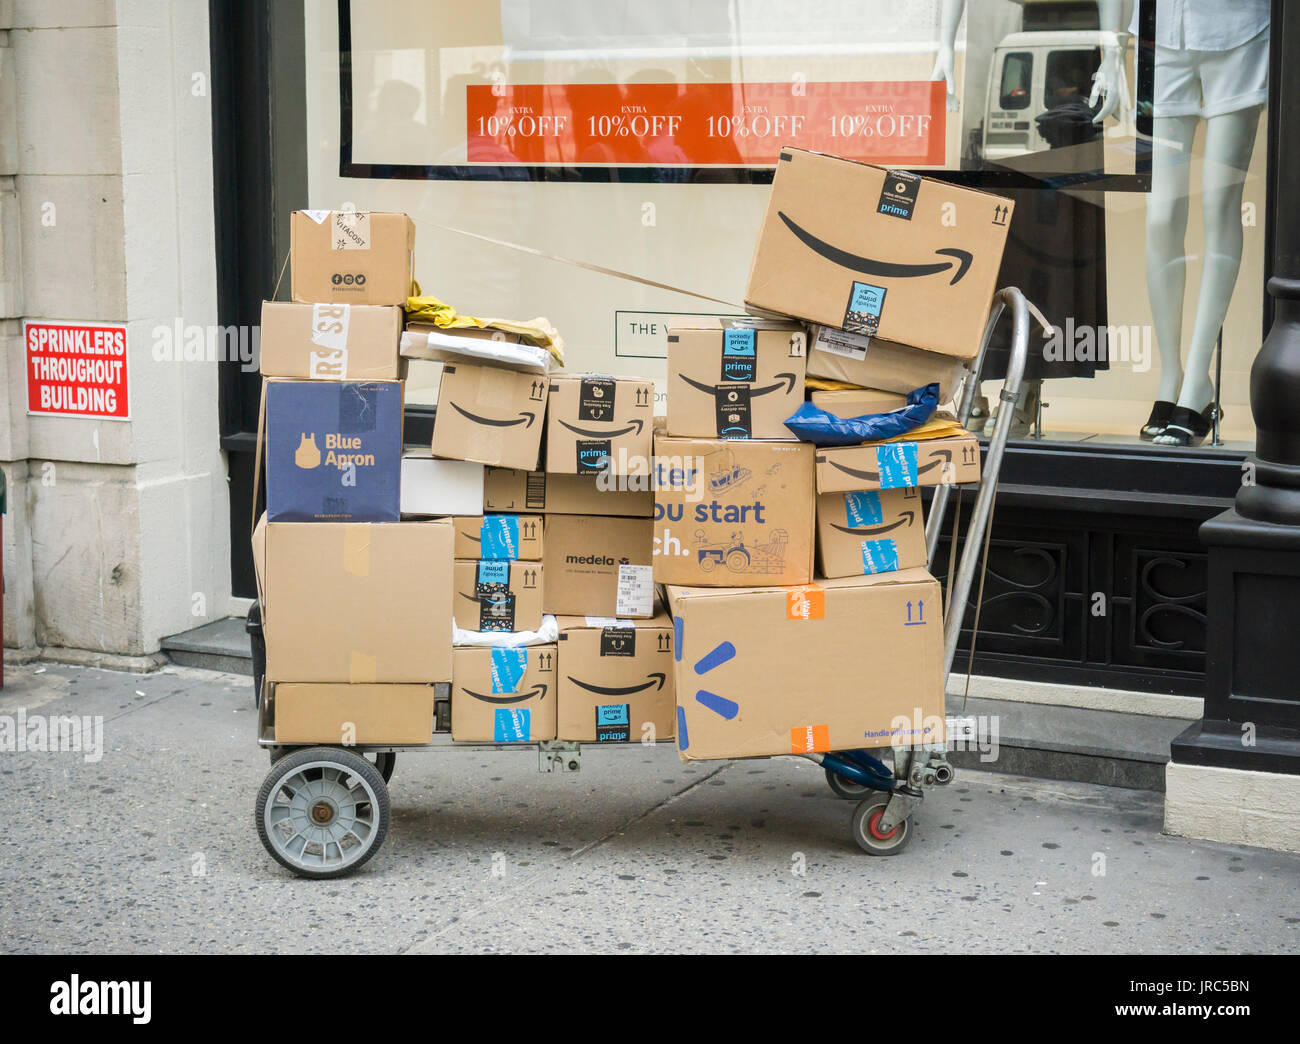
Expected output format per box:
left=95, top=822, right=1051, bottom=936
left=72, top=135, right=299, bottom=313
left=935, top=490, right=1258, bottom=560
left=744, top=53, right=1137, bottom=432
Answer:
left=806, top=325, right=968, bottom=402
left=259, top=301, right=402, bottom=379
left=667, top=569, right=945, bottom=761
left=260, top=519, right=453, bottom=683
left=556, top=613, right=675, bottom=742
left=451, top=644, right=557, bottom=742
left=815, top=433, right=981, bottom=494
left=452, top=515, right=544, bottom=560
left=653, top=435, right=815, bottom=587
left=483, top=468, right=652, bottom=517
left=291, top=210, right=414, bottom=306
left=265, top=379, right=402, bottom=522
left=666, top=318, right=806, bottom=439
left=545, top=374, right=654, bottom=475
left=746, top=150, right=1012, bottom=359
left=810, top=387, right=907, bottom=417
left=452, top=560, right=545, bottom=633
left=542, top=514, right=655, bottom=617
left=271, top=683, right=434, bottom=745
left=400, top=452, right=485, bottom=517
left=432, top=362, right=548, bottom=470
left=817, top=487, right=927, bottom=578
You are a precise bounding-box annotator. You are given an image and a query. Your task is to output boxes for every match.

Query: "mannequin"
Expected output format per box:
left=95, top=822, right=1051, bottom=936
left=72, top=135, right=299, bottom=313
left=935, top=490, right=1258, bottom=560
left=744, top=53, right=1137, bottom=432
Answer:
left=1099, top=0, right=1269, bottom=446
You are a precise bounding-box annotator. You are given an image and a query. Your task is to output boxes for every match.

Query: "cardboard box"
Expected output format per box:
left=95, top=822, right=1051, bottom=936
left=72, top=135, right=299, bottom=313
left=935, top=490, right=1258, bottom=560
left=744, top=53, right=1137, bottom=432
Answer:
left=556, top=614, right=675, bottom=742
left=809, top=387, right=907, bottom=417
left=400, top=453, right=485, bottom=517
left=815, top=433, right=981, bottom=494
left=666, top=318, right=806, bottom=439
left=452, top=515, right=544, bottom=560
left=542, top=514, right=655, bottom=617
left=816, top=487, right=927, bottom=578
left=259, top=519, right=453, bottom=683
left=546, top=374, right=654, bottom=475
left=259, top=301, right=402, bottom=379
left=667, top=569, right=945, bottom=761
left=653, top=435, right=815, bottom=587
left=746, top=150, right=1012, bottom=359
left=451, top=645, right=557, bottom=742
left=452, top=560, right=545, bottom=633
left=265, top=379, right=402, bottom=522
left=483, top=468, right=652, bottom=517
left=806, top=325, right=968, bottom=402
left=290, top=210, right=414, bottom=306
left=271, top=683, right=434, bottom=745
left=432, top=361, right=548, bottom=470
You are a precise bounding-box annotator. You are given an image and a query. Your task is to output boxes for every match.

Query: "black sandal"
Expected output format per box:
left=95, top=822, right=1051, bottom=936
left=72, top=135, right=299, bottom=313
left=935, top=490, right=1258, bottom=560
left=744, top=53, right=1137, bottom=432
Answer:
left=1139, top=400, right=1176, bottom=440
left=1155, top=403, right=1219, bottom=447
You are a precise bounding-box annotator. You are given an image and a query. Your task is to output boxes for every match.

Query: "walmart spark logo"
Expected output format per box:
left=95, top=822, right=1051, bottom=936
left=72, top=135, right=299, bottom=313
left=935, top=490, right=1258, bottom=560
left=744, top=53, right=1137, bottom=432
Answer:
left=674, top=616, right=738, bottom=752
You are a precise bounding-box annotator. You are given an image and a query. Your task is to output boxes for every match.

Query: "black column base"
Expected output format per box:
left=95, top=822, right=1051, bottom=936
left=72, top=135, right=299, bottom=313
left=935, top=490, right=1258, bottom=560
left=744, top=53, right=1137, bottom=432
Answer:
left=1171, top=718, right=1300, bottom=774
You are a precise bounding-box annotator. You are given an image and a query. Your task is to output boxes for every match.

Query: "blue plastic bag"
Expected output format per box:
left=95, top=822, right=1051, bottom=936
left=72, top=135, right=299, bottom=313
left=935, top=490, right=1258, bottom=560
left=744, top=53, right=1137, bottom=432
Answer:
left=783, top=384, right=940, bottom=447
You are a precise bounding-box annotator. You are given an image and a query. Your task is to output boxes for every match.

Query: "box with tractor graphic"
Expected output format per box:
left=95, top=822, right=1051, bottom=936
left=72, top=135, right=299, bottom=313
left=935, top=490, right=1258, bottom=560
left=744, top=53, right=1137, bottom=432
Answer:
left=546, top=374, right=654, bottom=475
left=451, top=644, right=557, bottom=743
left=666, top=570, right=945, bottom=761
left=555, top=611, right=675, bottom=743
left=817, top=487, right=927, bottom=578
left=666, top=318, right=806, bottom=439
left=432, top=361, right=549, bottom=470
left=815, top=433, right=981, bottom=495
left=653, top=435, right=815, bottom=587
left=452, top=560, right=544, bottom=634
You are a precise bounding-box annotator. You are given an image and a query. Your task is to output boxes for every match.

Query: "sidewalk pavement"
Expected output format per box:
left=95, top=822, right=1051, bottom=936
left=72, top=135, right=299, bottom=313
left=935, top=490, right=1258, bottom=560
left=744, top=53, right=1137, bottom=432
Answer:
left=1, top=661, right=1297, bottom=955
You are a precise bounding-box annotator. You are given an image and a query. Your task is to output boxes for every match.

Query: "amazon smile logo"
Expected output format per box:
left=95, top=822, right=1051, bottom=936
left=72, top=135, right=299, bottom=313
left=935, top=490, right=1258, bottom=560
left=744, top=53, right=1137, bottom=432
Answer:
left=557, top=417, right=645, bottom=439
left=449, top=401, right=536, bottom=428
left=829, top=512, right=915, bottom=536
left=777, top=212, right=973, bottom=285
left=567, top=673, right=666, bottom=697
left=679, top=373, right=798, bottom=397
left=464, top=683, right=548, bottom=705
left=817, top=449, right=951, bottom=483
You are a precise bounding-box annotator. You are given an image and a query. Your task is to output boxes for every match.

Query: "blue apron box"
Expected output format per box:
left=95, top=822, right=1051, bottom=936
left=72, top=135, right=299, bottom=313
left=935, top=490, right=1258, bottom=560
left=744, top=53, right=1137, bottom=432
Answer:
left=266, top=379, right=402, bottom=522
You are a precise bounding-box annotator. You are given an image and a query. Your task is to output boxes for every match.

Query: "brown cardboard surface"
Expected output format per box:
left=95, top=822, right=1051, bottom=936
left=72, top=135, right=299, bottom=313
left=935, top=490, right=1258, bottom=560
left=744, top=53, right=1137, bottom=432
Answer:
left=666, top=318, right=806, bottom=439
left=815, top=433, right=981, bottom=494
left=259, top=301, right=402, bottom=379
left=545, top=374, right=654, bottom=475
left=483, top=468, right=652, bottom=517
left=542, top=514, right=654, bottom=617
left=809, top=387, right=907, bottom=417
left=452, top=560, right=545, bottom=633
left=451, top=645, right=557, bottom=742
left=745, top=150, right=1012, bottom=359
left=653, top=435, right=815, bottom=587
left=272, top=683, right=434, bottom=744
left=263, top=520, right=453, bottom=683
left=666, top=569, right=945, bottom=761
left=290, top=210, right=415, bottom=306
left=452, top=515, right=544, bottom=560
left=805, top=325, right=968, bottom=401
left=816, top=487, right=927, bottom=578
left=432, top=362, right=548, bottom=470
left=556, top=613, right=675, bottom=742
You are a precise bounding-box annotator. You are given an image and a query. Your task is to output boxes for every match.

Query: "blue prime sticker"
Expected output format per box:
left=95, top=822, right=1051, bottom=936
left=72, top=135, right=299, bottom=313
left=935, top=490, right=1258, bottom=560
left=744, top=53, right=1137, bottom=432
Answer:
left=875, top=443, right=919, bottom=489
left=596, top=704, right=630, bottom=727
left=721, top=328, right=757, bottom=382
left=860, top=538, right=900, bottom=574
left=480, top=515, right=520, bottom=560
left=490, top=647, right=528, bottom=693
left=843, top=490, right=884, bottom=527
left=493, top=707, right=531, bottom=743
left=477, top=560, right=510, bottom=587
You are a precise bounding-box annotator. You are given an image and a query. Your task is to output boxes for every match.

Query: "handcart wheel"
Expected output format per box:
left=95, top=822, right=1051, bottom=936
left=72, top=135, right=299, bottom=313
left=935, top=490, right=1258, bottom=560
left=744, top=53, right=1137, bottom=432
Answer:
left=825, top=767, right=872, bottom=800
left=255, top=746, right=390, bottom=879
left=851, top=794, right=912, bottom=856
left=370, top=751, right=396, bottom=783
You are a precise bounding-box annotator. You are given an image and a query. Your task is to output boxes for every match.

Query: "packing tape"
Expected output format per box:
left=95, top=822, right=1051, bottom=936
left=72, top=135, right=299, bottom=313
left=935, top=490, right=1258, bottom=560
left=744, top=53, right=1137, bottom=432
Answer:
left=349, top=650, right=377, bottom=684
left=343, top=526, right=371, bottom=577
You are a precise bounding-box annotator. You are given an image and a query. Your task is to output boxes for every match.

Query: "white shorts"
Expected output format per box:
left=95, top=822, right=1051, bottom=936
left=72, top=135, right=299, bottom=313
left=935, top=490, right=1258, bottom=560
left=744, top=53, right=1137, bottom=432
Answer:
left=1154, top=30, right=1269, bottom=119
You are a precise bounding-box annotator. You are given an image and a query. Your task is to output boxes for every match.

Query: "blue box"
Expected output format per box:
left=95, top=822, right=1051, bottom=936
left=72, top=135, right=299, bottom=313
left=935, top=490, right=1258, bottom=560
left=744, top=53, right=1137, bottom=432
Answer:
left=266, top=380, right=402, bottom=522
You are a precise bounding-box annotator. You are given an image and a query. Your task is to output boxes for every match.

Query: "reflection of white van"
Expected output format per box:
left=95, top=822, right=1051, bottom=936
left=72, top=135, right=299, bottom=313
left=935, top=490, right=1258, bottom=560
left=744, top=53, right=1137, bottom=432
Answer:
left=981, top=30, right=1123, bottom=160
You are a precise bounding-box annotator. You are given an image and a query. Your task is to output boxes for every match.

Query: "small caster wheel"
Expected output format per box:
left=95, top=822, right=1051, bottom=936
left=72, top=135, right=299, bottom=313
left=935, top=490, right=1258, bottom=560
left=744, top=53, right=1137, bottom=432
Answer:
left=851, top=794, right=912, bottom=856
left=825, top=767, right=872, bottom=800
left=256, top=746, right=389, bottom=879
left=369, top=751, right=396, bottom=783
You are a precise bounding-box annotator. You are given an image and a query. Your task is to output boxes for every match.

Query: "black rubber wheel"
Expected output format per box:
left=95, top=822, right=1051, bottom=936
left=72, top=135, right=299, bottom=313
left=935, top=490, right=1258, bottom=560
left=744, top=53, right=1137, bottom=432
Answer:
left=825, top=767, right=872, bottom=800
left=255, top=746, right=390, bottom=879
left=370, top=751, right=396, bottom=783
left=851, top=794, right=912, bottom=856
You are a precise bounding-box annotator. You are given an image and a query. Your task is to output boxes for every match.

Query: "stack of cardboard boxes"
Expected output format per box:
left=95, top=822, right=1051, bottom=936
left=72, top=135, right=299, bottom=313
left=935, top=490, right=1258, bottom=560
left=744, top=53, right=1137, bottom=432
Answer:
left=255, top=151, right=1012, bottom=762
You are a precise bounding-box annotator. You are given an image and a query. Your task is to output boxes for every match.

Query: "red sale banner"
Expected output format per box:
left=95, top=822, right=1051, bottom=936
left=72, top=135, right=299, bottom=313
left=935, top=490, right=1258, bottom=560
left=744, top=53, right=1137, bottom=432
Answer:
left=466, top=81, right=945, bottom=167
left=25, top=320, right=130, bottom=420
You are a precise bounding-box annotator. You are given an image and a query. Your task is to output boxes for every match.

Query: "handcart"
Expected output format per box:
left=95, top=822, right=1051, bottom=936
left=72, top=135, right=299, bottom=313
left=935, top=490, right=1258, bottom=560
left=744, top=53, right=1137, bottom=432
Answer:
left=250, top=288, right=1032, bottom=878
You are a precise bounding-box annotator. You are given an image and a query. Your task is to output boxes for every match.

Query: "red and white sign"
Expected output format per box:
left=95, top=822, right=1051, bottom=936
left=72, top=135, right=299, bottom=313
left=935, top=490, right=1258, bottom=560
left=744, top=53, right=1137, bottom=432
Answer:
left=25, top=320, right=130, bottom=420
